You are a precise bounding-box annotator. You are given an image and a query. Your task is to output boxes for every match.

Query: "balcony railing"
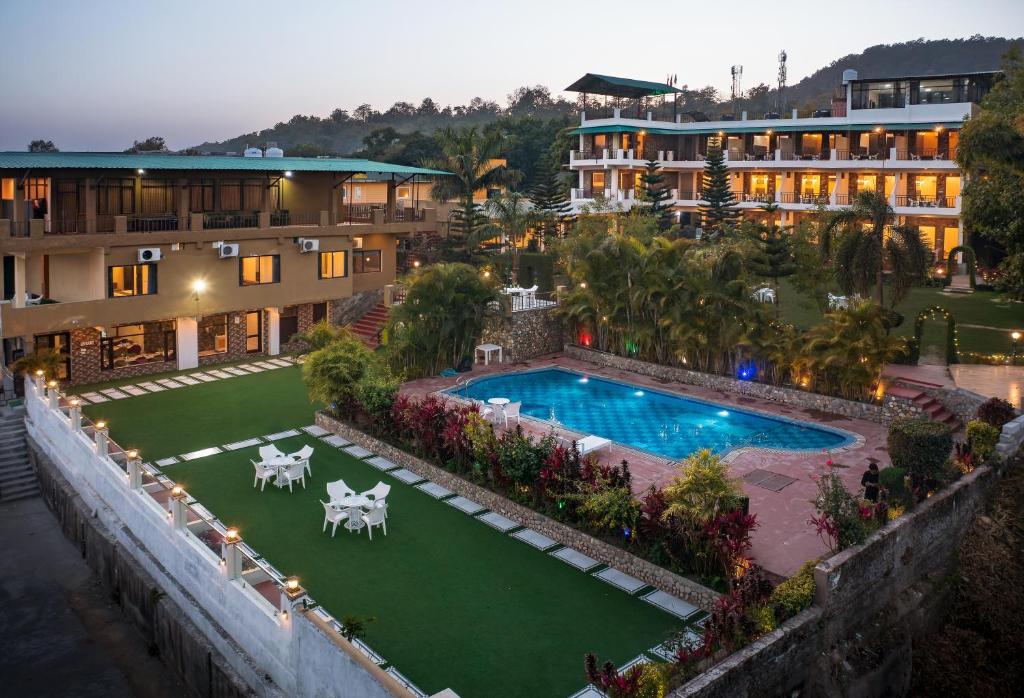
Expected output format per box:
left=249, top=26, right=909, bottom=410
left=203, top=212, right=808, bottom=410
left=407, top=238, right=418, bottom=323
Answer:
left=127, top=214, right=180, bottom=232
left=340, top=204, right=375, bottom=223
left=895, top=195, right=958, bottom=208
left=571, top=149, right=598, bottom=161
left=778, top=192, right=830, bottom=205
left=742, top=193, right=775, bottom=204
left=203, top=212, right=260, bottom=230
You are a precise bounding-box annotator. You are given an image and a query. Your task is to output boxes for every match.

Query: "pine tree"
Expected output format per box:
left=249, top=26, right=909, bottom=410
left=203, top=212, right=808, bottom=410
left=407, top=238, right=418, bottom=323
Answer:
left=639, top=159, right=675, bottom=232
left=747, top=206, right=797, bottom=310
left=529, top=152, right=574, bottom=245
left=698, top=144, right=739, bottom=238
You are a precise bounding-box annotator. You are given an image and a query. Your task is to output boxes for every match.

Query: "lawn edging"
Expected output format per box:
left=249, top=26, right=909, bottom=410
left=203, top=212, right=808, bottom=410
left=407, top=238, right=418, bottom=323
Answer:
left=316, top=410, right=720, bottom=610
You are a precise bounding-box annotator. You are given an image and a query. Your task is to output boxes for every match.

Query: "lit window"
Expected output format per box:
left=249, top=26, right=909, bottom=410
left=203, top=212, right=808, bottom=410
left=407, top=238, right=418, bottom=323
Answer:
left=239, top=255, right=280, bottom=286
left=108, top=264, right=157, bottom=297
left=352, top=250, right=382, bottom=274
left=319, top=251, right=348, bottom=279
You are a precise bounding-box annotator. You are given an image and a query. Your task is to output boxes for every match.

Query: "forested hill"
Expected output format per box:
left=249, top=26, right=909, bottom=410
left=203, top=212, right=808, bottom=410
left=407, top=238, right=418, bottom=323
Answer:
left=193, top=36, right=1021, bottom=158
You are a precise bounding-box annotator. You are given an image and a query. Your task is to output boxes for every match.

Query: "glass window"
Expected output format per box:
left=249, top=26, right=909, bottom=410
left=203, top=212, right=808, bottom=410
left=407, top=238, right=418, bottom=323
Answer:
left=108, top=264, right=157, bottom=297
left=352, top=250, right=382, bottom=274
left=198, top=314, right=228, bottom=356
left=916, top=79, right=956, bottom=104
left=101, top=321, right=175, bottom=370
left=239, top=255, right=280, bottom=286
left=319, top=251, right=348, bottom=279
left=851, top=81, right=905, bottom=109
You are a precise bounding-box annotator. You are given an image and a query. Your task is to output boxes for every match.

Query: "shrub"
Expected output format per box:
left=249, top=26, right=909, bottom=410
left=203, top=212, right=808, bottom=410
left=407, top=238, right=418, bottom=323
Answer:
left=661, top=449, right=743, bottom=527
left=770, top=560, right=816, bottom=619
left=810, top=471, right=874, bottom=553
left=576, top=486, right=641, bottom=537
left=887, top=418, right=953, bottom=494
left=302, top=332, right=373, bottom=416
left=495, top=427, right=544, bottom=486
left=878, top=466, right=908, bottom=504
left=966, top=420, right=1000, bottom=463
left=354, top=363, right=402, bottom=426
left=976, top=397, right=1015, bottom=428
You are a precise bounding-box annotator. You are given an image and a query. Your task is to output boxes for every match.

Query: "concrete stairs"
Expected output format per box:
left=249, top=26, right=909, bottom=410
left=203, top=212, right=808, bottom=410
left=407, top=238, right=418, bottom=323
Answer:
left=399, top=232, right=442, bottom=273
left=0, top=409, right=37, bottom=503
left=347, top=303, right=389, bottom=349
left=887, top=385, right=961, bottom=431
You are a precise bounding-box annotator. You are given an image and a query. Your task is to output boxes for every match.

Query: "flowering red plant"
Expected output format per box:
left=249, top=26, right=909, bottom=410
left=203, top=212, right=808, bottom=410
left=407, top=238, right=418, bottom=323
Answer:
left=809, top=512, right=840, bottom=551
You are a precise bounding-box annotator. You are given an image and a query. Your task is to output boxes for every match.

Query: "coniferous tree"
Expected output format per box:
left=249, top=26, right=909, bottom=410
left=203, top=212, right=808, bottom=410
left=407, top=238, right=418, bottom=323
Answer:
left=529, top=152, right=574, bottom=246
left=698, top=144, right=739, bottom=238
left=639, top=159, right=675, bottom=232
left=747, top=206, right=797, bottom=310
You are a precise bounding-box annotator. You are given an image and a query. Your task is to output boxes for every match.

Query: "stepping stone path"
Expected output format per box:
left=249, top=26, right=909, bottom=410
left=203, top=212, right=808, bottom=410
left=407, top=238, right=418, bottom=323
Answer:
left=366, top=456, right=398, bottom=471
left=100, top=388, right=128, bottom=400
left=191, top=372, right=217, bottom=382
left=550, top=547, right=599, bottom=571
left=156, top=379, right=184, bottom=389
left=640, top=590, right=699, bottom=619
left=301, top=425, right=328, bottom=437
left=123, top=386, right=148, bottom=396
left=264, top=429, right=300, bottom=441
left=343, top=445, right=372, bottom=458
left=223, top=438, right=264, bottom=451
left=446, top=496, right=485, bottom=515
left=137, top=382, right=165, bottom=392
left=511, top=528, right=557, bottom=551
left=208, top=370, right=232, bottom=379
left=268, top=358, right=293, bottom=367
left=179, top=446, right=223, bottom=461
left=389, top=468, right=423, bottom=484
left=224, top=367, right=248, bottom=376
left=593, top=567, right=645, bottom=594
left=322, top=435, right=351, bottom=448
left=477, top=511, right=518, bottom=533
left=416, top=481, right=453, bottom=499
left=155, top=457, right=179, bottom=467
left=80, top=392, right=107, bottom=403
left=568, top=687, right=605, bottom=698
left=176, top=376, right=200, bottom=386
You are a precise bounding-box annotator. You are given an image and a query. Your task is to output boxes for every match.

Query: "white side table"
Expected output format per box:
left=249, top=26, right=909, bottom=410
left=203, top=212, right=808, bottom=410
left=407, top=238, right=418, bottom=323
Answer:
left=475, top=343, right=503, bottom=365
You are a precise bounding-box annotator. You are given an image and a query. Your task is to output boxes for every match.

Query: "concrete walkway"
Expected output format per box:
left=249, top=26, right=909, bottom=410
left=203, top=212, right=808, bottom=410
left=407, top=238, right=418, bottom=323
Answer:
left=0, top=497, right=184, bottom=697
left=949, top=365, right=1024, bottom=408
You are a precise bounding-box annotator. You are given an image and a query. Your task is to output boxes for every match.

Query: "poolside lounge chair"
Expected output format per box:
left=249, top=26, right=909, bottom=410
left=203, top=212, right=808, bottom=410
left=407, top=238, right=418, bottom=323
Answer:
left=360, top=505, right=388, bottom=540
left=576, top=435, right=611, bottom=456
left=321, top=500, right=349, bottom=537
left=251, top=459, right=277, bottom=491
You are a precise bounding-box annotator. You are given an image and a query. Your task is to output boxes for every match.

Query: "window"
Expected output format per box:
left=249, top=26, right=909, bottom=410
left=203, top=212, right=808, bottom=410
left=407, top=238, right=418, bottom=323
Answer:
left=190, top=179, right=214, bottom=212
left=319, top=250, right=348, bottom=279
left=218, top=180, right=241, bottom=210
left=239, top=255, right=280, bottom=285
left=96, top=178, right=135, bottom=215
left=352, top=250, right=381, bottom=274
left=198, top=314, right=228, bottom=357
left=141, top=178, right=175, bottom=214
left=23, top=178, right=47, bottom=200
left=851, top=81, right=905, bottom=109
left=101, top=321, right=175, bottom=370
left=108, top=263, right=157, bottom=297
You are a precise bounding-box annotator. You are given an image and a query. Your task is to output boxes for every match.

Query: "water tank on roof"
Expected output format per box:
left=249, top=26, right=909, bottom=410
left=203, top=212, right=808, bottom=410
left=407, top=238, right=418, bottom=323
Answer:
left=243, top=147, right=263, bottom=158
left=265, top=146, right=284, bottom=158
left=842, top=69, right=859, bottom=84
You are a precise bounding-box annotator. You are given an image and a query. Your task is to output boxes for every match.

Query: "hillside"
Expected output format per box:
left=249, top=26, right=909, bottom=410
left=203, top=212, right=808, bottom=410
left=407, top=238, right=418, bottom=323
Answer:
left=194, top=36, right=1022, bottom=157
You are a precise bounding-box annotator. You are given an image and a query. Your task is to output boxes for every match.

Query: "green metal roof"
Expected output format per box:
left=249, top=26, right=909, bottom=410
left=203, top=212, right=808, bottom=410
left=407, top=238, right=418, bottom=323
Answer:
left=0, top=152, right=449, bottom=176
left=565, top=74, right=682, bottom=98
left=571, top=121, right=963, bottom=136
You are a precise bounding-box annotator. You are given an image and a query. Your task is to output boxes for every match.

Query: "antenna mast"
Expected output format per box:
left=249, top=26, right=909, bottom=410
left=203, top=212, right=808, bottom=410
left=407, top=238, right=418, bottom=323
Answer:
left=730, top=65, right=743, bottom=102
left=777, top=50, right=788, bottom=111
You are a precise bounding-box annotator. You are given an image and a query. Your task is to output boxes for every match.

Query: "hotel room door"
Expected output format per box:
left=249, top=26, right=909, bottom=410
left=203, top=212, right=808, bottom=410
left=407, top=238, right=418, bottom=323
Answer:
left=245, top=311, right=262, bottom=353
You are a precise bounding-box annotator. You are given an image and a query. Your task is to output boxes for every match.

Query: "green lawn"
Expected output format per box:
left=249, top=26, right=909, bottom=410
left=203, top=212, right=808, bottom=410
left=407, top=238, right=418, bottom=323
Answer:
left=777, top=281, right=1023, bottom=355
left=87, top=369, right=687, bottom=698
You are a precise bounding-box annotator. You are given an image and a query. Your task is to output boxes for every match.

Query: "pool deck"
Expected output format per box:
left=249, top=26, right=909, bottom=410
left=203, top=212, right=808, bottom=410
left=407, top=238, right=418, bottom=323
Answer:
left=402, top=353, right=891, bottom=579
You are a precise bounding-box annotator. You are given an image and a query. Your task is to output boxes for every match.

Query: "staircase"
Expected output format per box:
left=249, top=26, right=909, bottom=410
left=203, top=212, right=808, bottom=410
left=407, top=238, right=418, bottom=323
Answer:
left=347, top=303, right=390, bottom=349
left=0, top=409, right=37, bottom=503
left=887, top=385, right=961, bottom=431
left=399, top=232, right=442, bottom=273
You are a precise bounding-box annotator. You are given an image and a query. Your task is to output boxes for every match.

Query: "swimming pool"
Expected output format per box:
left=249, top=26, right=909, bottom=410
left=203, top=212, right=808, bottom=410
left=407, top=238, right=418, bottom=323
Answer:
left=446, top=368, right=854, bottom=459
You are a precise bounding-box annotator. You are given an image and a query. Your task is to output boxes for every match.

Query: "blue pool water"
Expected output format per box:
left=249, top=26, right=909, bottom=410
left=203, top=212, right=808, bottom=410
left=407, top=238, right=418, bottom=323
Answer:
left=447, top=368, right=853, bottom=459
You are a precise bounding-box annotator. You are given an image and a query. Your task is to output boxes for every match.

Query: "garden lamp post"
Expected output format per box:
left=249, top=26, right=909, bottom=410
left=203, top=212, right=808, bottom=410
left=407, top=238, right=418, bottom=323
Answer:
left=1012, top=331, right=1021, bottom=364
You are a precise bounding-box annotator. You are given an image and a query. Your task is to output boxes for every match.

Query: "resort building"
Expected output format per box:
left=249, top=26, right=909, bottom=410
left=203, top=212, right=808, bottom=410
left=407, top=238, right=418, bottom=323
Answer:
left=0, top=152, right=443, bottom=385
left=565, top=70, right=998, bottom=261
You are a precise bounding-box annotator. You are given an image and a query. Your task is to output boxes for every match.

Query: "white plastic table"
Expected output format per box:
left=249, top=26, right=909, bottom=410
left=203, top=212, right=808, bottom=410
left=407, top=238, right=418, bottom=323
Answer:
left=334, top=494, right=371, bottom=531
left=487, top=397, right=510, bottom=406
left=265, top=455, right=298, bottom=488
left=475, top=343, right=503, bottom=365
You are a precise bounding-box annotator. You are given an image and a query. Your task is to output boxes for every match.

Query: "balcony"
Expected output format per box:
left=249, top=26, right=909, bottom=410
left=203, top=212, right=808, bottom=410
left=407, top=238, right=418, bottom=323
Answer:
left=777, top=192, right=831, bottom=205
left=894, top=195, right=959, bottom=210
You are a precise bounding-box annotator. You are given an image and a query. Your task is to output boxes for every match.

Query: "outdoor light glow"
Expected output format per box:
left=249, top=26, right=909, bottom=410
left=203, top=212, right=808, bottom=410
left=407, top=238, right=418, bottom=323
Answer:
left=413, top=260, right=421, bottom=268
left=579, top=376, right=589, bottom=383
left=35, top=370, right=44, bottom=377
left=286, top=577, right=300, bottom=591
left=171, top=485, right=184, bottom=497
left=47, top=380, right=57, bottom=388
left=634, top=390, right=644, bottom=397
left=718, top=410, right=730, bottom=417
left=69, top=398, right=80, bottom=407
left=96, top=421, right=107, bottom=430
left=874, top=127, right=882, bottom=133
left=1012, top=331, right=1022, bottom=341
left=284, top=170, right=293, bottom=177
left=579, top=282, right=587, bottom=289
left=225, top=528, right=239, bottom=542
left=192, top=279, right=207, bottom=294
left=126, top=449, right=138, bottom=459
left=482, top=270, right=490, bottom=278
left=137, top=168, right=145, bottom=174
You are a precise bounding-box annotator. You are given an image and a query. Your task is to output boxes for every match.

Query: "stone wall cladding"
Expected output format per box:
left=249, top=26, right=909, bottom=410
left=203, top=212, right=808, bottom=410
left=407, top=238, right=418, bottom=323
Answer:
left=481, top=307, right=564, bottom=363
left=316, top=411, right=719, bottom=610
left=69, top=327, right=177, bottom=387
left=31, top=442, right=266, bottom=698
left=199, top=310, right=267, bottom=367
left=997, top=413, right=1024, bottom=458
left=565, top=344, right=924, bottom=424
left=332, top=289, right=384, bottom=326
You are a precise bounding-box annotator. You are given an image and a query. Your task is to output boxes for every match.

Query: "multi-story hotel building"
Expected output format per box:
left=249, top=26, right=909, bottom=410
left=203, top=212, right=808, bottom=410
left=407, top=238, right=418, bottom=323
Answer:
left=0, top=152, right=443, bottom=386
left=566, top=70, right=997, bottom=260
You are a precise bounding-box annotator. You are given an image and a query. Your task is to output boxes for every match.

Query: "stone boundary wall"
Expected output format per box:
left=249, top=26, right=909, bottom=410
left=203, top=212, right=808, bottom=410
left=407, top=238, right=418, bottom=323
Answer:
left=996, top=412, right=1024, bottom=458
left=332, top=288, right=384, bottom=327
left=316, top=412, right=720, bottom=610
left=481, top=306, right=564, bottom=363
left=31, top=443, right=260, bottom=698
left=564, top=345, right=925, bottom=423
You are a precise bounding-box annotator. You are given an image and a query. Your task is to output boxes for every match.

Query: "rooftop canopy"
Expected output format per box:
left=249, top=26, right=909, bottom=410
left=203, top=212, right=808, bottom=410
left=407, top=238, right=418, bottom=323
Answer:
left=564, top=73, right=682, bottom=99
left=0, top=151, right=449, bottom=176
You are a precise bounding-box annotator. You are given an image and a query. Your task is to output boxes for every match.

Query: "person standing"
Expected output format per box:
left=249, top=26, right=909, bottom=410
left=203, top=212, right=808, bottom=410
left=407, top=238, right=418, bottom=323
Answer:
left=861, top=463, right=880, bottom=502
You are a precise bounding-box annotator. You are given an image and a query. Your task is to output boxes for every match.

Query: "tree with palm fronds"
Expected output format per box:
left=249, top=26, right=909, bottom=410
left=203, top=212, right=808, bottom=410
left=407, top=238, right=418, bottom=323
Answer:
left=385, top=263, right=500, bottom=378
left=476, top=192, right=537, bottom=284
left=422, top=127, right=520, bottom=257
left=819, top=191, right=929, bottom=308
left=13, top=349, right=65, bottom=382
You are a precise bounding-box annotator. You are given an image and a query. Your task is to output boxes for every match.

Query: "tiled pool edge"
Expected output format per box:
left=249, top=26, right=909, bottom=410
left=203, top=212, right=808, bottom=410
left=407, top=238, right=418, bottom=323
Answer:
left=316, top=411, right=719, bottom=611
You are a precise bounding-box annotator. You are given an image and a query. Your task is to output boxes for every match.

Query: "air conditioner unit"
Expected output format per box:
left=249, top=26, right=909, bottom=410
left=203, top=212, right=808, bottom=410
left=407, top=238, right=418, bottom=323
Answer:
left=137, top=247, right=161, bottom=263
left=218, top=243, right=239, bottom=258
left=298, top=238, right=319, bottom=253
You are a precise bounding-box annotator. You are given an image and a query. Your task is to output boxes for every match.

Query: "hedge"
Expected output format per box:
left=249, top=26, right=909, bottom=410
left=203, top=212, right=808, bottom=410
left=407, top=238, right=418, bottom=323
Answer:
left=887, top=417, right=953, bottom=490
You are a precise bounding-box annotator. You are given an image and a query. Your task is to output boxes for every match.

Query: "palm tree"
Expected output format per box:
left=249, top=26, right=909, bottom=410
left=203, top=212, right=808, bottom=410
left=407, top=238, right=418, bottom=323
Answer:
left=819, top=191, right=929, bottom=308
left=476, top=193, right=536, bottom=284
left=422, top=127, right=520, bottom=256
left=13, top=349, right=65, bottom=381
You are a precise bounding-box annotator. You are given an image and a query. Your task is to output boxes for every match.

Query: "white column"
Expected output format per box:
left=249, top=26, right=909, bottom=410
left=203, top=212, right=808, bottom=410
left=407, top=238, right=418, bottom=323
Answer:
left=608, top=167, right=619, bottom=198
left=266, top=307, right=281, bottom=356
left=175, top=316, right=199, bottom=370
left=12, top=254, right=26, bottom=309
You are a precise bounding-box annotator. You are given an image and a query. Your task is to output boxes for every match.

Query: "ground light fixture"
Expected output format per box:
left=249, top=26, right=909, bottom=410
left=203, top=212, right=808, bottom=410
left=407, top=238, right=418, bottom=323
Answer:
left=413, top=260, right=421, bottom=268
left=284, top=171, right=293, bottom=178
left=224, top=528, right=240, bottom=543
left=171, top=485, right=184, bottom=498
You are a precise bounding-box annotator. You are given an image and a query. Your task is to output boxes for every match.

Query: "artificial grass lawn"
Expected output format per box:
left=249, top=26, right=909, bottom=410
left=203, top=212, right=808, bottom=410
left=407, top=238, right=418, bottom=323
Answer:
left=83, top=366, right=320, bottom=460
left=777, top=281, right=1023, bottom=355
left=92, top=370, right=684, bottom=697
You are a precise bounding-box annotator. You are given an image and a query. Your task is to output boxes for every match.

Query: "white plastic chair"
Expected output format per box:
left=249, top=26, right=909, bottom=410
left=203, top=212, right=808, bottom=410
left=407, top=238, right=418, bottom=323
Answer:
left=327, top=479, right=355, bottom=503
left=503, top=401, right=522, bottom=427
left=258, top=445, right=285, bottom=462
left=290, top=444, right=314, bottom=476
left=472, top=399, right=495, bottom=422
left=283, top=461, right=306, bottom=492
left=321, top=501, right=349, bottom=537
left=251, top=459, right=277, bottom=491
left=360, top=505, right=388, bottom=540
left=362, top=482, right=391, bottom=517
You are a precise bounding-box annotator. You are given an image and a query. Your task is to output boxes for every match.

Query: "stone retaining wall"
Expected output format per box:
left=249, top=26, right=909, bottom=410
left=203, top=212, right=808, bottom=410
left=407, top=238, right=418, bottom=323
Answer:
left=565, top=345, right=924, bottom=423
left=996, top=413, right=1024, bottom=458
left=481, top=307, right=564, bottom=363
left=316, top=411, right=720, bottom=610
